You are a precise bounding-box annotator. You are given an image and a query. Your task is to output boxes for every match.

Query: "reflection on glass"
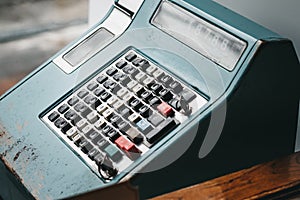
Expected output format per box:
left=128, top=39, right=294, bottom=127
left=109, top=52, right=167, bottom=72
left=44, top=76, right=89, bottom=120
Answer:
left=152, top=1, right=247, bottom=71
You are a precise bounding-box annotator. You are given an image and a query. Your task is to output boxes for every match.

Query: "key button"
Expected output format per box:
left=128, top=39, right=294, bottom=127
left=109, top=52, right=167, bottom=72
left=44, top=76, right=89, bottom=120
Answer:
left=157, top=102, right=174, bottom=117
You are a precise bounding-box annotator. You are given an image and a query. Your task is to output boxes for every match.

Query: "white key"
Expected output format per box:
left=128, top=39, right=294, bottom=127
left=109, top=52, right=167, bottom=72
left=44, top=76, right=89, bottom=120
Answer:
left=87, top=111, right=99, bottom=123
left=128, top=113, right=140, bottom=123
left=113, top=101, right=124, bottom=111
left=132, top=84, right=144, bottom=95
left=127, top=80, right=138, bottom=90
left=94, top=118, right=106, bottom=130
left=146, top=65, right=157, bottom=75
left=82, top=125, right=92, bottom=134
left=153, top=69, right=164, bottom=79
left=66, top=127, right=78, bottom=138
left=103, top=108, right=113, bottom=119
left=72, top=133, right=81, bottom=142
left=76, top=119, right=87, bottom=130
left=135, top=72, right=147, bottom=82
left=143, top=77, right=155, bottom=86
left=123, top=93, right=134, bottom=103
left=117, top=88, right=128, bottom=98
left=96, top=104, right=108, bottom=114
left=107, top=96, right=118, bottom=106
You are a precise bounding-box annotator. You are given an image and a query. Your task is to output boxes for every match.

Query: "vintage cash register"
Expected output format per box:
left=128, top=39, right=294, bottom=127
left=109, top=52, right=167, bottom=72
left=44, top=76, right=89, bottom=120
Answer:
left=0, top=0, right=299, bottom=199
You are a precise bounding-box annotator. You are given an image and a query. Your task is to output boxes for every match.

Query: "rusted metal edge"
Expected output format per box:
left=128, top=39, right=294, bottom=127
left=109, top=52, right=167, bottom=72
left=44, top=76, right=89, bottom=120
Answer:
left=0, top=123, right=35, bottom=200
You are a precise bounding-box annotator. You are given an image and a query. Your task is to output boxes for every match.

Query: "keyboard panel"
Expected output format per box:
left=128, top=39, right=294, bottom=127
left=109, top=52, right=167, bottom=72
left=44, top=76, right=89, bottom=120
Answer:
left=41, top=48, right=208, bottom=181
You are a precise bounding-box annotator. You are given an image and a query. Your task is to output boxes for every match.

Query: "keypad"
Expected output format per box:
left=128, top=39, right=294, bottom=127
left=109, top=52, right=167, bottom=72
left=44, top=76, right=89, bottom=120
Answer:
left=42, top=49, right=206, bottom=181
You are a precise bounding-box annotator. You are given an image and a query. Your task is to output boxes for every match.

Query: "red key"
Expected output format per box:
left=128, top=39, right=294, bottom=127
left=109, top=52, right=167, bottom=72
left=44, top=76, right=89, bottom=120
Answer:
left=115, top=136, right=141, bottom=160
left=157, top=102, right=174, bottom=117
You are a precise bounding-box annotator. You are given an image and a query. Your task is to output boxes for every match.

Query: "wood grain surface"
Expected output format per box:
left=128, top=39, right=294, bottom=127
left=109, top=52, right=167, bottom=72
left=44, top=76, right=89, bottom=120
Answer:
left=152, top=152, right=300, bottom=200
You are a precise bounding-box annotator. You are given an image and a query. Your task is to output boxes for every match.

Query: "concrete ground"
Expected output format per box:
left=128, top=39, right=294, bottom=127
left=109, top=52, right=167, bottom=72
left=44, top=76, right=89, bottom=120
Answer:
left=0, top=0, right=89, bottom=94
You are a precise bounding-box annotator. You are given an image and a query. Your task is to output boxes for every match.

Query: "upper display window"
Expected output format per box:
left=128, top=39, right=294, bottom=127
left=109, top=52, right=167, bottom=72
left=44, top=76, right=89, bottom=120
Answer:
left=151, top=0, right=247, bottom=71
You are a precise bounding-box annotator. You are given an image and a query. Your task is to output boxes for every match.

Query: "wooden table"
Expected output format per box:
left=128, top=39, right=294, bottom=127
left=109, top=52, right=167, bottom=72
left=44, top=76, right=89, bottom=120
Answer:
left=152, top=151, right=300, bottom=200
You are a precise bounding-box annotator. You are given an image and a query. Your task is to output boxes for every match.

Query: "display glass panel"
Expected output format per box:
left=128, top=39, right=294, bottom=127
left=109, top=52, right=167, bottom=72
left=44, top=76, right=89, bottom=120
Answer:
left=151, top=0, right=247, bottom=71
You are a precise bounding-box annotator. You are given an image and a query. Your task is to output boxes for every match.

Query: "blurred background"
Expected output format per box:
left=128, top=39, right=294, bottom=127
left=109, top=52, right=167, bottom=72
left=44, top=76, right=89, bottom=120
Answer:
left=2, top=0, right=300, bottom=96
left=0, top=0, right=88, bottom=95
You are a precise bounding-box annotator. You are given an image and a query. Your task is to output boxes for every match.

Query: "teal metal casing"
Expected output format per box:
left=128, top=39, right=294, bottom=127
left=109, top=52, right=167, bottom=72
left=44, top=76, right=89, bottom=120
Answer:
left=0, top=0, right=299, bottom=199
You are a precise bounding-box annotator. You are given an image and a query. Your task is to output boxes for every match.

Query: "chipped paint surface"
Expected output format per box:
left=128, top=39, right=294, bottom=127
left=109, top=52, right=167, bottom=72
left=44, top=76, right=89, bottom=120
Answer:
left=0, top=64, right=107, bottom=199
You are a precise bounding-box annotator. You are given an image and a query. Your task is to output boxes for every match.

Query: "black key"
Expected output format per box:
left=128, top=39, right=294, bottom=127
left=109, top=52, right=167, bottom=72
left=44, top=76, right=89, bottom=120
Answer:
left=180, top=88, right=196, bottom=103
left=54, top=117, right=67, bottom=128
left=112, top=72, right=124, bottom=81
left=169, top=81, right=183, bottom=93
left=85, top=129, right=99, bottom=139
left=110, top=114, right=122, bottom=126
left=133, top=85, right=145, bottom=97
left=146, top=118, right=178, bottom=143
left=96, top=138, right=109, bottom=150
left=102, top=125, right=112, bottom=136
left=169, top=99, right=181, bottom=111
left=91, top=99, right=101, bottom=110
left=148, top=113, right=164, bottom=127
left=106, top=67, right=118, bottom=76
left=91, top=134, right=103, bottom=145
left=132, top=58, right=150, bottom=71
left=84, top=95, right=101, bottom=109
left=100, top=92, right=111, bottom=102
left=58, top=104, right=69, bottom=114
left=148, top=96, right=161, bottom=107
left=64, top=109, right=78, bottom=121
left=96, top=75, right=108, bottom=84
left=84, top=94, right=96, bottom=104
left=110, top=84, right=121, bottom=94
left=115, top=60, right=127, bottom=69
left=68, top=96, right=79, bottom=106
left=87, top=82, right=99, bottom=91
left=88, top=148, right=100, bottom=160
left=64, top=110, right=81, bottom=125
left=123, top=65, right=134, bottom=74
left=139, top=106, right=152, bottom=118
left=74, top=135, right=83, bottom=146
left=120, top=75, right=131, bottom=86
left=117, top=121, right=130, bottom=133
left=120, top=106, right=133, bottom=118
left=125, top=52, right=137, bottom=62
left=160, top=75, right=173, bottom=86
left=159, top=88, right=173, bottom=101
left=130, top=99, right=143, bottom=111
left=107, top=130, right=120, bottom=142
left=48, top=111, right=59, bottom=122
left=123, top=65, right=138, bottom=76
left=54, top=117, right=72, bottom=133
left=61, top=123, right=72, bottom=134
left=74, top=103, right=91, bottom=117
left=103, top=79, right=115, bottom=89
left=132, top=58, right=143, bottom=66
left=127, top=67, right=139, bottom=77
left=74, top=102, right=87, bottom=112
left=77, top=90, right=88, bottom=99
left=150, top=83, right=163, bottom=95
left=79, top=139, right=93, bottom=154
left=125, top=127, right=143, bottom=144
left=141, top=91, right=154, bottom=103
left=70, top=116, right=82, bottom=125
left=94, top=87, right=105, bottom=97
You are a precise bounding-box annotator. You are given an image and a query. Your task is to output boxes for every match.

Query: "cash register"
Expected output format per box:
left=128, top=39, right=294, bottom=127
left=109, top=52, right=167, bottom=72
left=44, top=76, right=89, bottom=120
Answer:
left=0, top=0, right=299, bottom=199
